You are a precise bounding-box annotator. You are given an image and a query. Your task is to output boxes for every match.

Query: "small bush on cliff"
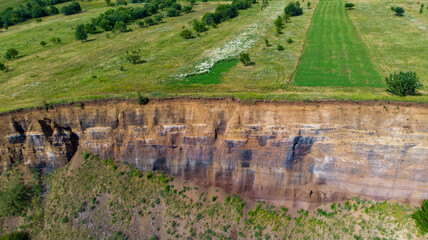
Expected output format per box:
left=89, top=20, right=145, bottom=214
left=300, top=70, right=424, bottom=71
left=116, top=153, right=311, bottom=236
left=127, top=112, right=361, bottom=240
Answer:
left=385, top=71, right=423, bottom=96
left=412, top=199, right=428, bottom=235
left=0, top=175, right=32, bottom=217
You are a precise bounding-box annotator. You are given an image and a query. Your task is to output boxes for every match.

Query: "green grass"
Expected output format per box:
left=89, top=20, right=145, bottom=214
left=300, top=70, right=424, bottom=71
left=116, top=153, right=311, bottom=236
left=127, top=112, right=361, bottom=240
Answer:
left=0, top=0, right=30, bottom=12
left=294, top=0, right=383, bottom=87
left=174, top=60, right=239, bottom=85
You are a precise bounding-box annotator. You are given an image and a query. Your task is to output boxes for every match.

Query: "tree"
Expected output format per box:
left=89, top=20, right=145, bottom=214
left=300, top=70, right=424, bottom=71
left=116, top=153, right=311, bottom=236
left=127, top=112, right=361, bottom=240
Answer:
left=284, top=2, right=303, bottom=17
left=345, top=3, right=354, bottom=10
left=307, top=2, right=311, bottom=8
left=40, top=41, right=47, bottom=47
left=85, top=23, right=97, bottom=34
left=75, top=24, right=88, bottom=42
left=239, top=52, right=251, bottom=66
left=180, top=29, right=194, bottom=39
left=277, top=44, right=284, bottom=51
left=105, top=0, right=111, bottom=5
left=274, top=16, right=285, bottom=34
left=385, top=71, right=422, bottom=96
left=394, top=6, right=405, bottom=16
left=48, top=6, right=59, bottom=15
left=183, top=5, right=193, bottom=13
left=4, top=48, right=19, bottom=60
left=411, top=199, right=428, bottom=235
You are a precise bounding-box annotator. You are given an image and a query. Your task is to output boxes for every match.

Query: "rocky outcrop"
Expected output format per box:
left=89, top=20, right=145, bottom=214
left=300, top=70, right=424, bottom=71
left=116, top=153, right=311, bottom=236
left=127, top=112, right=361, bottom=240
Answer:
left=0, top=99, right=427, bottom=208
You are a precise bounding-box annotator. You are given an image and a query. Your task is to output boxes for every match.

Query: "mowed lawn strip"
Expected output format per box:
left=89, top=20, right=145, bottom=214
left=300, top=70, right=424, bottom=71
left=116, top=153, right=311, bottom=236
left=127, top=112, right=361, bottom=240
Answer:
left=294, top=0, right=383, bottom=87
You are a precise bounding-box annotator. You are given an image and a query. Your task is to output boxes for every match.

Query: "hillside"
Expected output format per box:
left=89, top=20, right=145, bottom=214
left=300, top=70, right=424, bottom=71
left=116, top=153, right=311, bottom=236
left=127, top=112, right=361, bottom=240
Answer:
left=0, top=152, right=423, bottom=239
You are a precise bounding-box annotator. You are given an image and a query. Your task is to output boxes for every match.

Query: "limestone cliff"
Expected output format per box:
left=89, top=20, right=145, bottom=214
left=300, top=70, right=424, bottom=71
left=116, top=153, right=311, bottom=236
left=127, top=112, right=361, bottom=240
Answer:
left=0, top=99, right=427, bottom=208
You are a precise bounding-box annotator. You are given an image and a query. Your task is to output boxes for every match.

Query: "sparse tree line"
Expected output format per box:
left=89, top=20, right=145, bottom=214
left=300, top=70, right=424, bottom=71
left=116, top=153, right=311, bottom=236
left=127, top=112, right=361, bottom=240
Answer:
left=0, top=0, right=80, bottom=29
left=181, top=0, right=256, bottom=39
left=75, top=0, right=192, bottom=42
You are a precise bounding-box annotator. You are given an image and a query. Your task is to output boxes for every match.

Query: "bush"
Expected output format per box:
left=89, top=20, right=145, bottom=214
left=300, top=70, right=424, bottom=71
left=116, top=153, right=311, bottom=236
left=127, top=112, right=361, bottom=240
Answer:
left=412, top=199, right=428, bottom=235
left=394, top=6, right=405, bottom=16
left=287, top=38, right=293, bottom=44
left=345, top=3, right=354, bottom=10
left=183, top=5, right=193, bottom=13
left=137, top=93, right=149, bottom=105
left=40, top=41, right=47, bottom=47
left=277, top=44, right=284, bottom=51
left=61, top=2, right=82, bottom=16
left=0, top=62, right=9, bottom=72
left=284, top=2, right=303, bottom=16
left=274, top=16, right=284, bottom=33
left=113, top=21, right=128, bottom=32
left=385, top=71, right=422, bottom=96
left=166, top=8, right=180, bottom=17
left=126, top=50, right=143, bottom=64
left=4, top=48, right=19, bottom=60
left=239, top=52, right=251, bottom=66
left=0, top=232, right=29, bottom=240
left=0, top=178, right=31, bottom=217
left=180, top=29, right=194, bottom=39
left=50, top=37, right=62, bottom=44
left=192, top=19, right=208, bottom=33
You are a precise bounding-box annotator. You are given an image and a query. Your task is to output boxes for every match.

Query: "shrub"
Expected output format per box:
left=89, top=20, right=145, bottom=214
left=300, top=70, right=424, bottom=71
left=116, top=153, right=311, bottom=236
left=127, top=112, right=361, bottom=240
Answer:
left=411, top=199, right=428, bottom=235
left=40, top=41, right=47, bottom=47
left=284, top=2, right=303, bottom=16
left=126, top=50, right=143, bottom=64
left=274, top=16, right=284, bottom=33
left=166, top=8, right=180, bottom=17
left=307, top=2, right=311, bottom=8
left=50, top=37, right=62, bottom=44
left=144, top=18, right=156, bottom=27
left=345, top=3, right=354, bottom=10
left=192, top=19, right=208, bottom=33
left=113, top=21, right=128, bottom=32
left=154, top=14, right=163, bottom=23
left=183, top=5, right=193, bottom=13
left=265, top=39, right=271, bottom=47
left=277, top=44, right=284, bottom=51
left=4, top=48, right=19, bottom=60
left=137, top=93, right=149, bottom=105
left=61, top=2, right=82, bottom=16
left=239, top=52, right=251, bottom=66
left=0, top=63, right=9, bottom=72
left=394, top=6, right=405, bottom=16
left=0, top=178, right=31, bottom=217
left=385, top=71, right=422, bottom=96
left=61, top=216, right=69, bottom=223
left=0, top=232, right=29, bottom=240
left=180, top=29, right=194, bottom=39
left=287, top=38, right=293, bottom=43
left=283, top=13, right=290, bottom=23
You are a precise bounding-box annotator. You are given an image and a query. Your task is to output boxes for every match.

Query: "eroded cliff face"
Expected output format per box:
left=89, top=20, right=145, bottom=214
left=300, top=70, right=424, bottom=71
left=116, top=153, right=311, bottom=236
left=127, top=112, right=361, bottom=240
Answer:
left=0, top=99, right=427, bottom=208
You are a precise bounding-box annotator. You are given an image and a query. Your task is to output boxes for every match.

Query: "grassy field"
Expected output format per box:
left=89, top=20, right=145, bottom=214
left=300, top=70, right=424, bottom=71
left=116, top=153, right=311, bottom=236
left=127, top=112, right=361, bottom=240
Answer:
left=0, top=153, right=424, bottom=239
left=0, top=0, right=427, bottom=112
left=348, top=0, right=428, bottom=89
left=294, top=0, right=383, bottom=87
left=0, top=0, right=30, bottom=12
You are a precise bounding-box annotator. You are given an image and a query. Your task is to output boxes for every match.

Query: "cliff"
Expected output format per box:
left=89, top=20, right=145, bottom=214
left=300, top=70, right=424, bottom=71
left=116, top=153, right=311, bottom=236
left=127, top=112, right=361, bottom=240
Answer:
left=0, top=99, right=427, bottom=208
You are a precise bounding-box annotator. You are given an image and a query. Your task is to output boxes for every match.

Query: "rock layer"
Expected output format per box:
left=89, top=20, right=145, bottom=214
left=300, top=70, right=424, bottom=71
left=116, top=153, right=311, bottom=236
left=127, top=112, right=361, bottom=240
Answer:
left=0, top=99, right=427, bottom=208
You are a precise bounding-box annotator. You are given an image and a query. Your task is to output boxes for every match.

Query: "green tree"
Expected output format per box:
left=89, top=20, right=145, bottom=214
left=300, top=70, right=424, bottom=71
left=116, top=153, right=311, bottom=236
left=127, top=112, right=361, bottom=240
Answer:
left=85, top=23, right=97, bottom=34
left=394, top=6, right=405, bottom=16
left=239, top=52, right=251, bottom=66
left=113, top=21, right=128, bottom=32
left=75, top=24, right=88, bottom=42
left=283, top=13, right=291, bottom=23
left=307, top=2, right=311, bottom=8
left=40, top=41, right=47, bottom=47
left=167, top=8, right=180, bottom=17
left=411, top=199, right=428, bottom=235
left=105, top=0, right=111, bottom=5
left=4, top=48, right=19, bottom=60
left=345, top=3, right=354, bottom=10
left=385, top=71, right=422, bottom=96
left=284, top=2, right=303, bottom=16
left=274, top=16, right=285, bottom=34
